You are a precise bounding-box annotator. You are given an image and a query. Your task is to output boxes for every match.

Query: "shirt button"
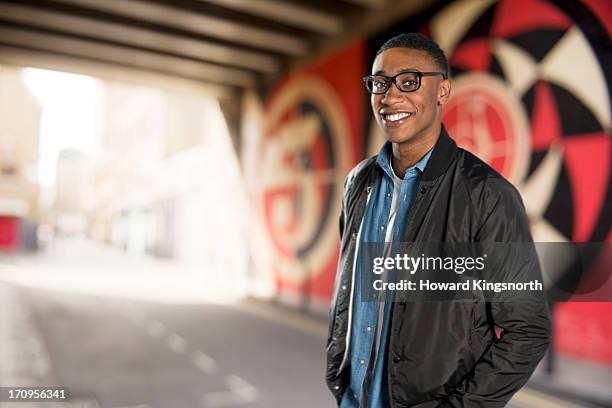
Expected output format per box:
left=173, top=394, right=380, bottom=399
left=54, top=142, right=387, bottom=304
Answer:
left=420, top=187, right=427, bottom=194
left=341, top=285, right=347, bottom=291
left=352, top=232, right=357, bottom=240
left=359, top=359, right=366, bottom=365
left=386, top=192, right=391, bottom=198
left=366, top=186, right=372, bottom=194
left=334, top=385, right=340, bottom=390
left=380, top=224, right=385, bottom=231
left=393, top=353, right=401, bottom=363
left=366, top=326, right=372, bottom=332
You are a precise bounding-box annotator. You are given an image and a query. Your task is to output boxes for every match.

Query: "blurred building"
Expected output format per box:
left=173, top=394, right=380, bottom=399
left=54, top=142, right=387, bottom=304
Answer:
left=90, top=81, right=248, bottom=278
left=54, top=148, right=93, bottom=236
left=0, top=65, right=40, bottom=251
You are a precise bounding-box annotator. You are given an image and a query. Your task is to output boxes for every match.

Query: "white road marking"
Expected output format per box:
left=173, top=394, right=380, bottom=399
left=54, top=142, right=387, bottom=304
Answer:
left=167, top=333, right=188, bottom=354
left=192, top=350, right=218, bottom=374
left=146, top=320, right=165, bottom=338
left=225, top=374, right=252, bottom=389
left=70, top=399, right=102, bottom=408
left=202, top=390, right=249, bottom=407
left=111, top=404, right=150, bottom=408
left=201, top=374, right=258, bottom=407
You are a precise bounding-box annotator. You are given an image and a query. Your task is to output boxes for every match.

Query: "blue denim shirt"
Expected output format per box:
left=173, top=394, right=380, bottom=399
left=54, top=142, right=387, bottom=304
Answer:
left=341, top=142, right=432, bottom=408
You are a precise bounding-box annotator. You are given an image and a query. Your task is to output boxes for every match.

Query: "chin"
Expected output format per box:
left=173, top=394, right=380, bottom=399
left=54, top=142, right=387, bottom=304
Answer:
left=382, top=128, right=416, bottom=145
left=383, top=132, right=404, bottom=143
left=381, top=121, right=435, bottom=147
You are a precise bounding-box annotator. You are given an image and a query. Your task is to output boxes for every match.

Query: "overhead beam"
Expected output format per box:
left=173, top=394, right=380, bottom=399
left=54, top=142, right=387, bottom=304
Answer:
left=341, top=0, right=389, bottom=8
left=290, top=0, right=438, bottom=73
left=0, top=26, right=256, bottom=86
left=0, top=2, right=280, bottom=73
left=51, top=0, right=309, bottom=55
left=0, top=45, right=233, bottom=99
left=196, top=0, right=343, bottom=34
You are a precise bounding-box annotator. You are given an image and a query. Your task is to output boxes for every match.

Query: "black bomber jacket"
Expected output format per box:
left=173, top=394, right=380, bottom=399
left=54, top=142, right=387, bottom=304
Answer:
left=325, top=126, right=551, bottom=408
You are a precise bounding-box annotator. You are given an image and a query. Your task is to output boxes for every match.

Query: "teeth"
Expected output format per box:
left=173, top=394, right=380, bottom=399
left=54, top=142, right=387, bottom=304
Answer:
left=384, top=112, right=411, bottom=122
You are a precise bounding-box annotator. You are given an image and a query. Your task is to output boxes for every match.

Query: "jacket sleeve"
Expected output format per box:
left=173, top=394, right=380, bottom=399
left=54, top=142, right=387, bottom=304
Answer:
left=325, top=171, right=354, bottom=403
left=444, top=180, right=551, bottom=408
left=328, top=174, right=348, bottom=337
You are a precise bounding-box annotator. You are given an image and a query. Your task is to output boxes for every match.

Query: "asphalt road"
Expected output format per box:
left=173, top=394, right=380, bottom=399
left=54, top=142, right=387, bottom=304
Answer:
left=3, top=283, right=591, bottom=408
left=10, top=287, right=334, bottom=408
left=0, top=241, right=603, bottom=408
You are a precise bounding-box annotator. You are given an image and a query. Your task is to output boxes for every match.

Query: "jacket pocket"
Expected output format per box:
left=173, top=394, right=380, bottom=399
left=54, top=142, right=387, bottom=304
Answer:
left=468, top=300, right=492, bottom=360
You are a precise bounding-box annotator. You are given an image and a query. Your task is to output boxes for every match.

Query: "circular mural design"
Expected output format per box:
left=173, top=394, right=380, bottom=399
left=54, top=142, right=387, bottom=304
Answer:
left=425, top=0, right=611, bottom=244
left=444, top=73, right=531, bottom=184
left=419, top=0, right=611, bottom=362
left=253, top=76, right=350, bottom=284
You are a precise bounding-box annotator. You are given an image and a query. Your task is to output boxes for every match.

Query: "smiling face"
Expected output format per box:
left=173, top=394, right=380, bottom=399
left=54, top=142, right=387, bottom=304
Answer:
left=371, top=47, right=451, bottom=147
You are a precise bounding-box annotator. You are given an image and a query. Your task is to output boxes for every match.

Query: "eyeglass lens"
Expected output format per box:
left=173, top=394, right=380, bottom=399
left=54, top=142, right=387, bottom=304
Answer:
left=365, top=72, right=420, bottom=94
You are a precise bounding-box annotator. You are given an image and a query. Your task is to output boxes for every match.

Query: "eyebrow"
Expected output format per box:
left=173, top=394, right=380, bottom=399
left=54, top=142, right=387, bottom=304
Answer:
left=373, top=68, right=419, bottom=75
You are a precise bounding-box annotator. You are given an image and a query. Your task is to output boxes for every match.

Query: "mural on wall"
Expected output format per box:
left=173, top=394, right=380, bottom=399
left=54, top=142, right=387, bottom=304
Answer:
left=429, top=0, right=610, bottom=244
left=418, top=0, right=611, bottom=363
left=367, top=0, right=611, bottom=363
left=244, top=0, right=610, bottom=359
left=245, top=43, right=364, bottom=306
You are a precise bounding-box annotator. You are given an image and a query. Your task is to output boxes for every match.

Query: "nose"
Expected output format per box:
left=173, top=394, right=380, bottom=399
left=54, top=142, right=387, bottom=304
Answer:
left=380, top=82, right=403, bottom=105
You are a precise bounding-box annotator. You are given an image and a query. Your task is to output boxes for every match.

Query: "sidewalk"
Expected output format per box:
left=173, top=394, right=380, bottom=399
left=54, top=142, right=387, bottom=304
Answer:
left=0, top=238, right=248, bottom=305
left=0, top=281, right=69, bottom=408
left=529, top=353, right=612, bottom=408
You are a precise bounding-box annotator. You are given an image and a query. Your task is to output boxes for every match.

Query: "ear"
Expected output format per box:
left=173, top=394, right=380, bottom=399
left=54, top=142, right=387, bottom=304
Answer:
left=437, top=79, right=451, bottom=106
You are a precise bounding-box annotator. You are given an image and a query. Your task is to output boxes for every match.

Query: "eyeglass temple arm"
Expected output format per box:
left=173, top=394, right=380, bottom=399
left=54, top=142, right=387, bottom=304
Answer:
left=420, top=72, right=447, bottom=80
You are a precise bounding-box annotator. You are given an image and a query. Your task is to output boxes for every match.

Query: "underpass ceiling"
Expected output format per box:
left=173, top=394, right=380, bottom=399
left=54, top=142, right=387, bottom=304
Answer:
left=0, top=0, right=436, bottom=98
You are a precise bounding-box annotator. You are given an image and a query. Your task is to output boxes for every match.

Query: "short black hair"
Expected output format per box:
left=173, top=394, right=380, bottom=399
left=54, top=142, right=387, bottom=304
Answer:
left=376, top=33, right=449, bottom=78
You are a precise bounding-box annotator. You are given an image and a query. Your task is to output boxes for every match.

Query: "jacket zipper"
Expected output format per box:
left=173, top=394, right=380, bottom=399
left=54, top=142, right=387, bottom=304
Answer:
left=338, top=184, right=373, bottom=374
left=387, top=188, right=427, bottom=408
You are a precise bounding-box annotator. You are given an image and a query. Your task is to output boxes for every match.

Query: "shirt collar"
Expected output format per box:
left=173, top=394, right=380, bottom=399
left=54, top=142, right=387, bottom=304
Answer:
left=376, top=141, right=433, bottom=180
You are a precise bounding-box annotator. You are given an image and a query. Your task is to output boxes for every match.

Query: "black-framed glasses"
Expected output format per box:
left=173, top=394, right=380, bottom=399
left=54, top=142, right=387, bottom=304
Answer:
left=363, top=70, right=447, bottom=94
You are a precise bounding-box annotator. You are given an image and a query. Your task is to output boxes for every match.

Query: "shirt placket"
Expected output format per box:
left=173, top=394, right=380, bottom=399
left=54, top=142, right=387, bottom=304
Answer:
left=392, top=169, right=421, bottom=242
left=347, top=177, right=391, bottom=404
left=362, top=175, right=394, bottom=407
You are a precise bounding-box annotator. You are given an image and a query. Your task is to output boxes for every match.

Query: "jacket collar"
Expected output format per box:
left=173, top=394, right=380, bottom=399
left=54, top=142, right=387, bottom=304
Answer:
left=421, top=124, right=458, bottom=182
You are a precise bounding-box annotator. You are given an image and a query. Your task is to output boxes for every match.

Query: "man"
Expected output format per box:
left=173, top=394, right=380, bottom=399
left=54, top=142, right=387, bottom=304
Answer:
left=325, top=33, right=551, bottom=407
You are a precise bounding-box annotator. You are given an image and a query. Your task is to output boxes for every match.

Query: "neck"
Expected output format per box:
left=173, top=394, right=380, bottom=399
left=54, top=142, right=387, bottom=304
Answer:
left=391, top=123, right=440, bottom=177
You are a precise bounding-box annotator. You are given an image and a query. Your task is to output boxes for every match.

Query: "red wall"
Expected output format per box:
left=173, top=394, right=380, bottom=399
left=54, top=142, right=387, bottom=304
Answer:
left=0, top=216, right=20, bottom=251
left=247, top=0, right=611, bottom=362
